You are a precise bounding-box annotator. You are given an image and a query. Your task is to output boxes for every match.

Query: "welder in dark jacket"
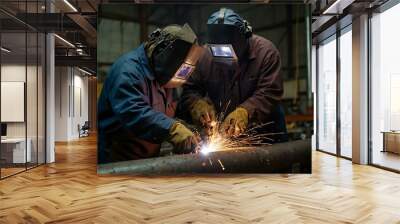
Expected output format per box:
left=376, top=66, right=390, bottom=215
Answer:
left=178, top=8, right=288, bottom=142
left=98, top=24, right=204, bottom=164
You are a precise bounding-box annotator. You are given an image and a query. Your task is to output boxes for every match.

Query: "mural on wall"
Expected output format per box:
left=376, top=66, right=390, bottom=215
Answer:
left=97, top=3, right=312, bottom=174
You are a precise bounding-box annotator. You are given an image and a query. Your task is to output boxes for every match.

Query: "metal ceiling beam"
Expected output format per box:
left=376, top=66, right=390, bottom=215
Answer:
left=67, top=13, right=97, bottom=38
left=86, top=0, right=97, bottom=12
left=322, top=0, right=355, bottom=14
left=13, top=13, right=81, bottom=32
left=55, top=55, right=96, bottom=71
left=52, top=0, right=97, bottom=47
left=0, top=8, right=37, bottom=31
left=311, top=15, right=335, bottom=33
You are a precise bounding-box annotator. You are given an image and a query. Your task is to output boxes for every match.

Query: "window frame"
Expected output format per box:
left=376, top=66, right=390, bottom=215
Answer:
left=315, top=20, right=353, bottom=160
left=367, top=0, right=400, bottom=173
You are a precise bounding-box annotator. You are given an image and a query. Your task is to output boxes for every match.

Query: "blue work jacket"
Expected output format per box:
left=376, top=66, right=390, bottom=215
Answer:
left=98, top=45, right=176, bottom=164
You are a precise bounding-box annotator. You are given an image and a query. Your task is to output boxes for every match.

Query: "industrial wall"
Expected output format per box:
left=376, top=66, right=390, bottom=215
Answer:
left=98, top=5, right=310, bottom=88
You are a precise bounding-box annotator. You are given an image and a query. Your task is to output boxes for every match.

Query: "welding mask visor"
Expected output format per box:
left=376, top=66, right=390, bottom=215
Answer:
left=152, top=38, right=192, bottom=86
left=150, top=23, right=202, bottom=88
left=162, top=44, right=204, bottom=88
left=208, top=43, right=238, bottom=68
left=207, top=24, right=248, bottom=60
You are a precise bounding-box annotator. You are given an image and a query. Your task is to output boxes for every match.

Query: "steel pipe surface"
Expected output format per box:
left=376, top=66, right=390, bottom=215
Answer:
left=97, top=139, right=311, bottom=174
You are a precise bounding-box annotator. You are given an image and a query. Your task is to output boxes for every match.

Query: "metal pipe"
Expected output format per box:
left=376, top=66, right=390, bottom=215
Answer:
left=98, top=139, right=311, bottom=175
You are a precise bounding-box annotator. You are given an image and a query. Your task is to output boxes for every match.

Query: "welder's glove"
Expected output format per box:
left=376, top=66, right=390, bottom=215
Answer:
left=168, top=122, right=200, bottom=154
left=221, top=107, right=249, bottom=137
left=190, top=98, right=216, bottom=127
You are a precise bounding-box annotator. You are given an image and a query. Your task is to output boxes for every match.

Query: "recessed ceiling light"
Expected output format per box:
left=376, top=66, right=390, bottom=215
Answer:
left=54, top=34, right=75, bottom=48
left=78, top=67, right=92, bottom=76
left=1, top=47, right=11, bottom=53
left=63, top=0, right=78, bottom=12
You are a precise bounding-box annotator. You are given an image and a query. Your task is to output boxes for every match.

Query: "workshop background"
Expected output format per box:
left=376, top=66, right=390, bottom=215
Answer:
left=98, top=4, right=313, bottom=142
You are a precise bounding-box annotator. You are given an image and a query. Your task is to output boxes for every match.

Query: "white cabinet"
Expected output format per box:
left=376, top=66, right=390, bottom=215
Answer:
left=1, top=138, right=32, bottom=163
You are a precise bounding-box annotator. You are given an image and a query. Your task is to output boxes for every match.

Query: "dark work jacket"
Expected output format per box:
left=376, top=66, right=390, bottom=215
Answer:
left=98, top=45, right=176, bottom=164
left=178, top=35, right=288, bottom=142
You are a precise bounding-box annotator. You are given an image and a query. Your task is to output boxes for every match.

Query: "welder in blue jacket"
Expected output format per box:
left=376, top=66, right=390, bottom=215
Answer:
left=98, top=24, right=204, bottom=164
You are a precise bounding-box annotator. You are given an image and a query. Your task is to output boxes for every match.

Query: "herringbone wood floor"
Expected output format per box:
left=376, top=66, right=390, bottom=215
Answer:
left=0, top=135, right=400, bottom=224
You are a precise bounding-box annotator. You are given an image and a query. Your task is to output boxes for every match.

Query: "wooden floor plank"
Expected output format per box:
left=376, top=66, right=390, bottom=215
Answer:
left=0, top=135, right=399, bottom=223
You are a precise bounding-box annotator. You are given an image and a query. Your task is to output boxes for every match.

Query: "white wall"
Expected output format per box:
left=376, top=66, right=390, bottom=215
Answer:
left=54, top=67, right=89, bottom=141
left=1, top=65, right=26, bottom=139
left=55, top=67, right=69, bottom=141
left=1, top=65, right=43, bottom=137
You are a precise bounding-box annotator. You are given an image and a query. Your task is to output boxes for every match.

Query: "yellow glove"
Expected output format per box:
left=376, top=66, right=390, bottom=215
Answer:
left=168, top=122, right=200, bottom=154
left=190, top=98, right=216, bottom=127
left=221, top=107, right=249, bottom=137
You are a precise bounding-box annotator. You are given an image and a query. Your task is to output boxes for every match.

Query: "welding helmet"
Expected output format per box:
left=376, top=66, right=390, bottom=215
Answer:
left=207, top=8, right=252, bottom=61
left=145, top=24, right=203, bottom=88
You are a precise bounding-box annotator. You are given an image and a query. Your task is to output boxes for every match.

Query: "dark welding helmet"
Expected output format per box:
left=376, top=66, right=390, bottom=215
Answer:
left=145, top=24, right=203, bottom=88
left=207, top=8, right=252, bottom=60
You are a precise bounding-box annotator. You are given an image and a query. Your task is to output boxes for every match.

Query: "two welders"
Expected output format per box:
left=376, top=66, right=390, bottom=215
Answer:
left=98, top=8, right=287, bottom=163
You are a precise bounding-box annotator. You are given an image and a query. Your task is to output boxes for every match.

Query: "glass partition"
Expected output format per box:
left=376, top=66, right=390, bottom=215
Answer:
left=339, top=27, right=352, bottom=158
left=0, top=1, right=46, bottom=179
left=317, top=35, right=337, bottom=154
left=1, top=30, right=28, bottom=177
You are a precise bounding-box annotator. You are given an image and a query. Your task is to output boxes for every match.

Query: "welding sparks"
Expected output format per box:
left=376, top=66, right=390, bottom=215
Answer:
left=198, top=120, right=279, bottom=155
left=200, top=143, right=214, bottom=155
left=200, top=137, right=223, bottom=155
left=196, top=100, right=282, bottom=156
left=217, top=159, right=225, bottom=170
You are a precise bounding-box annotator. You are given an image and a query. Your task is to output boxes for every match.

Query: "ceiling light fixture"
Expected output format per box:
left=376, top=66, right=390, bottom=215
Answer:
left=63, top=0, right=78, bottom=12
left=54, top=34, right=75, bottom=48
left=322, top=0, right=354, bottom=15
left=78, top=67, right=93, bottom=76
left=76, top=48, right=86, bottom=56
left=322, top=0, right=343, bottom=14
left=1, top=47, right=11, bottom=53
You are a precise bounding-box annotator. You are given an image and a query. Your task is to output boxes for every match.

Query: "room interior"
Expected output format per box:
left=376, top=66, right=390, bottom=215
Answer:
left=0, top=0, right=399, bottom=223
